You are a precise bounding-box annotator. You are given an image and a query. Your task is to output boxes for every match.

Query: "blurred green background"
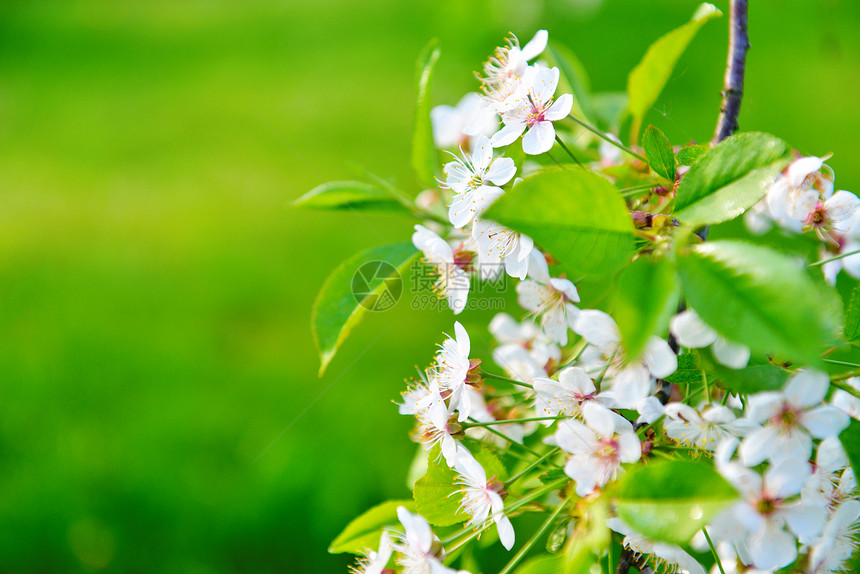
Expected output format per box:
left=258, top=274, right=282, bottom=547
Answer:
left=1, top=0, right=858, bottom=571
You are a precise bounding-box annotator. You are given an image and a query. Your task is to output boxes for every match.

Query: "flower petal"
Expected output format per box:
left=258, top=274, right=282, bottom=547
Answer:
left=522, top=121, right=555, bottom=155
left=485, top=157, right=517, bottom=186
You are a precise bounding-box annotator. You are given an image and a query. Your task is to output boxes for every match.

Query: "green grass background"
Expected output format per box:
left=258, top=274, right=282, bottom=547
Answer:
left=0, top=0, right=858, bottom=571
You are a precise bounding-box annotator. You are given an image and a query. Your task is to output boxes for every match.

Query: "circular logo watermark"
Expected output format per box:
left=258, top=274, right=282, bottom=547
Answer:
left=352, top=260, right=403, bottom=312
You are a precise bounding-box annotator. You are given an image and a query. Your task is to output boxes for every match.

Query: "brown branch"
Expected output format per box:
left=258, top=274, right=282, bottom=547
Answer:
left=712, top=0, right=749, bottom=145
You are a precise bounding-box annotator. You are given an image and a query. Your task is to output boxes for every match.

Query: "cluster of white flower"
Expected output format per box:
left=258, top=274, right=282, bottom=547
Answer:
left=746, top=156, right=860, bottom=283
left=348, top=29, right=860, bottom=574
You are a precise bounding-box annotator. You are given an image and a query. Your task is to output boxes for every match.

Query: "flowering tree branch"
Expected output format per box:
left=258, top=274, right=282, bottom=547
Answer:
left=712, top=0, right=749, bottom=145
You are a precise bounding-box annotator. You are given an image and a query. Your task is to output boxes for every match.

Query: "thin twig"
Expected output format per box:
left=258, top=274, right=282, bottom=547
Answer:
left=712, top=0, right=749, bottom=145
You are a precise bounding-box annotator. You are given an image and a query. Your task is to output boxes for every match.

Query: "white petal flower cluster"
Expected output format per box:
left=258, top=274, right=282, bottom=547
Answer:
left=746, top=155, right=860, bottom=283
left=398, top=322, right=517, bottom=551
left=344, top=28, right=860, bottom=574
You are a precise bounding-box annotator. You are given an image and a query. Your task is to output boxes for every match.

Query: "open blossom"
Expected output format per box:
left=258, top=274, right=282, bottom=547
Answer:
left=472, top=219, right=534, bottom=280
left=669, top=309, right=750, bottom=369
left=802, top=190, right=860, bottom=245
left=516, top=253, right=580, bottom=345
left=808, top=500, right=860, bottom=574
left=477, top=30, right=548, bottom=111
left=738, top=370, right=850, bottom=466
left=765, top=155, right=835, bottom=230
left=400, top=377, right=463, bottom=467
left=453, top=450, right=515, bottom=550
left=431, top=93, right=498, bottom=150
left=663, top=403, right=755, bottom=451
left=822, top=238, right=860, bottom=284
left=433, top=321, right=482, bottom=422
left=554, top=401, right=640, bottom=496
left=393, top=507, right=470, bottom=574
left=350, top=531, right=393, bottom=574
left=833, top=376, right=860, bottom=420
left=712, top=451, right=827, bottom=571
left=490, top=67, right=573, bottom=155
left=606, top=517, right=705, bottom=574
left=412, top=224, right=471, bottom=314
left=802, top=437, right=854, bottom=510
left=442, top=135, right=515, bottom=229
left=533, top=366, right=611, bottom=421
left=489, top=313, right=560, bottom=377
left=573, top=309, right=676, bottom=408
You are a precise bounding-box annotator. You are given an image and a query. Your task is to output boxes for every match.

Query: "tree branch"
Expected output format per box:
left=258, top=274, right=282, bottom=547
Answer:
left=712, top=0, right=749, bottom=145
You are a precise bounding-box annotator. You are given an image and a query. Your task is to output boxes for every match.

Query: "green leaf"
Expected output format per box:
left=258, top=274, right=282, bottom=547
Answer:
left=664, top=351, right=704, bottom=385
left=845, top=285, right=860, bottom=341
left=678, top=240, right=841, bottom=367
left=483, top=167, right=635, bottom=278
left=642, top=125, right=676, bottom=181
left=627, top=3, right=722, bottom=139
left=514, top=555, right=562, bottom=574
left=674, top=132, right=791, bottom=227
left=612, top=255, right=680, bottom=361
left=328, top=499, right=414, bottom=554
left=412, top=39, right=441, bottom=189
left=707, top=355, right=789, bottom=394
left=413, top=447, right=469, bottom=527
left=840, top=419, right=860, bottom=487
left=561, top=499, right=607, bottom=574
left=293, top=181, right=412, bottom=214
left=616, top=459, right=738, bottom=545
left=515, top=555, right=563, bottom=574
left=544, top=41, right=593, bottom=123
left=590, top=92, right=629, bottom=130
left=312, top=243, right=418, bottom=376
left=675, top=144, right=709, bottom=167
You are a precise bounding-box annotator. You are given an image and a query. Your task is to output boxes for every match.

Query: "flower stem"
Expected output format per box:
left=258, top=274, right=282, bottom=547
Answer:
left=809, top=247, right=860, bottom=267
left=824, top=359, right=860, bottom=368
left=831, top=378, right=860, bottom=399
left=481, top=370, right=534, bottom=389
left=472, top=420, right=543, bottom=459
left=464, top=416, right=565, bottom=428
left=566, top=114, right=648, bottom=163
left=703, top=527, right=727, bottom=574
left=497, top=494, right=572, bottom=574
left=505, top=447, right=562, bottom=489
left=554, top=135, right=584, bottom=168
left=560, top=341, right=589, bottom=369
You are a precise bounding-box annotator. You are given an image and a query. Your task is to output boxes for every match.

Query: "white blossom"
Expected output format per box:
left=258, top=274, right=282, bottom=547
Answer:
left=516, top=253, right=580, bottom=345
left=554, top=401, right=640, bottom=496
left=606, top=517, right=705, bottom=574
left=808, top=500, right=860, bottom=574
left=738, top=370, right=850, bottom=466
left=533, top=366, right=611, bottom=421
left=412, top=225, right=471, bottom=314
left=477, top=30, right=548, bottom=112
left=712, top=453, right=827, bottom=571
left=453, top=450, right=515, bottom=550
left=433, top=321, right=478, bottom=422
left=573, top=309, right=676, bottom=408
left=400, top=377, right=462, bottom=467
left=663, top=403, right=755, bottom=451
left=394, top=507, right=470, bottom=574
left=442, top=135, right=515, bottom=229
left=350, top=531, right=393, bottom=574
left=669, top=309, right=750, bottom=369
left=490, top=67, right=573, bottom=155
left=833, top=377, right=860, bottom=420
left=431, top=93, right=498, bottom=150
